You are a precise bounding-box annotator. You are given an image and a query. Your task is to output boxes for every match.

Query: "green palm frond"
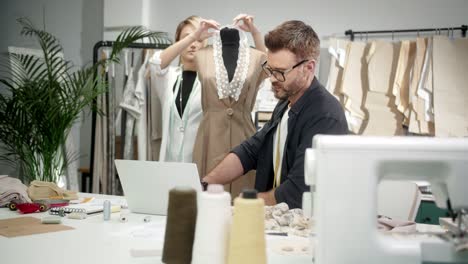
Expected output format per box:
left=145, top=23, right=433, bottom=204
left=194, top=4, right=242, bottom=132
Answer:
left=0, top=17, right=172, bottom=183
left=17, top=18, right=70, bottom=83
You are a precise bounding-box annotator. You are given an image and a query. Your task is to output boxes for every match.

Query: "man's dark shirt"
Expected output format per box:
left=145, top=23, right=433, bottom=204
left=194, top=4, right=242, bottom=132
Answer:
left=231, top=78, right=348, bottom=208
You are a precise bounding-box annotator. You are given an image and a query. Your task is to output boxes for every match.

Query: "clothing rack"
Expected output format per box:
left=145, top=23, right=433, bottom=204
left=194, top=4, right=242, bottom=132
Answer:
left=88, top=41, right=170, bottom=193
left=345, top=25, right=467, bottom=41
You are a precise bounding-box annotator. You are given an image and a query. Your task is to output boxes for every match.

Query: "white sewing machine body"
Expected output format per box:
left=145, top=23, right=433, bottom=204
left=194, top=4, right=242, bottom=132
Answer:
left=305, top=135, right=468, bottom=264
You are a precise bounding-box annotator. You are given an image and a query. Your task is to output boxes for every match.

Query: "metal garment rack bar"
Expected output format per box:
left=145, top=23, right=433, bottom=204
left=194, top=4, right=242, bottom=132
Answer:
left=89, top=41, right=170, bottom=193
left=345, top=25, right=467, bottom=41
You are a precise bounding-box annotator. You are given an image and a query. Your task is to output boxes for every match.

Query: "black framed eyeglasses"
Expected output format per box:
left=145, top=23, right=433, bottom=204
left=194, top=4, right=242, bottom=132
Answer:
left=261, top=59, right=309, bottom=82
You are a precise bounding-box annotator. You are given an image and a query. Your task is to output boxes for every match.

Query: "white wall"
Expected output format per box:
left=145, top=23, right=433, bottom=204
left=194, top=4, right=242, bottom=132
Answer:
left=149, top=0, right=468, bottom=40
left=0, top=0, right=103, bottom=176
left=147, top=0, right=468, bottom=81
left=101, top=0, right=468, bottom=80
left=79, top=0, right=105, bottom=170
left=103, top=0, right=151, bottom=40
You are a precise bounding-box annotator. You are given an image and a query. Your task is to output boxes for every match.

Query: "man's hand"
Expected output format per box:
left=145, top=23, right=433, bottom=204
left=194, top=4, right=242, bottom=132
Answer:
left=257, top=189, right=277, bottom=206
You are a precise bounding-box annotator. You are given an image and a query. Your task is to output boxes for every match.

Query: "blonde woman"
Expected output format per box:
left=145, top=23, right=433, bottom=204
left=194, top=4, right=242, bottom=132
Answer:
left=149, top=16, right=219, bottom=162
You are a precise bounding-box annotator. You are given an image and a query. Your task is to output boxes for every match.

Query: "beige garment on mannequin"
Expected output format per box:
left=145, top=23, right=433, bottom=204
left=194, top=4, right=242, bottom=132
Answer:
left=341, top=41, right=370, bottom=133
left=433, top=36, right=468, bottom=137
left=193, top=46, right=266, bottom=198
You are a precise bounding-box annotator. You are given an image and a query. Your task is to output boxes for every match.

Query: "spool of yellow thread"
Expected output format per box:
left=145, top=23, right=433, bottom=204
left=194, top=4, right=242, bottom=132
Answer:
left=162, top=187, right=197, bottom=264
left=227, top=189, right=266, bottom=264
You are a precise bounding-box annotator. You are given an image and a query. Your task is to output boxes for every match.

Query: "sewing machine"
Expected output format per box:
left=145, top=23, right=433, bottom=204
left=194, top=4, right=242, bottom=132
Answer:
left=304, top=135, right=468, bottom=264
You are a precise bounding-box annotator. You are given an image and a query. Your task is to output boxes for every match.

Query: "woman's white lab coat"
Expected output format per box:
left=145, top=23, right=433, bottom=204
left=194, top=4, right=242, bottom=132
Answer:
left=149, top=51, right=202, bottom=162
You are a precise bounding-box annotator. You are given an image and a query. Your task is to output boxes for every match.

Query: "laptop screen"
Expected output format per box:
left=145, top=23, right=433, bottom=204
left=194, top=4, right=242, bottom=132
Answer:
left=115, top=160, right=202, bottom=215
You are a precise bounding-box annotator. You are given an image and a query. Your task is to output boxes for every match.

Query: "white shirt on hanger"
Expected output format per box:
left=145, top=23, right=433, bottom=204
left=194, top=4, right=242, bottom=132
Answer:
left=135, top=51, right=150, bottom=160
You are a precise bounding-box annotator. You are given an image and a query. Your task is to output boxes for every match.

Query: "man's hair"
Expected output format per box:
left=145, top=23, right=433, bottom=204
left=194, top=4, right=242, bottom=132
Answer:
left=174, top=15, right=201, bottom=42
left=264, top=20, right=320, bottom=60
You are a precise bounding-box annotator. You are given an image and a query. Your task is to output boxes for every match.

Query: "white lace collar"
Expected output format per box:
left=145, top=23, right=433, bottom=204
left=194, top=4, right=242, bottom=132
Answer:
left=212, top=27, right=250, bottom=101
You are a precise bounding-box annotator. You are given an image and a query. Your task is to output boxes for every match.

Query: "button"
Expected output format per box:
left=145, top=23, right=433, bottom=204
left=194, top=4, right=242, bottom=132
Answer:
left=226, top=108, right=234, bottom=116
left=179, top=126, right=185, bottom=132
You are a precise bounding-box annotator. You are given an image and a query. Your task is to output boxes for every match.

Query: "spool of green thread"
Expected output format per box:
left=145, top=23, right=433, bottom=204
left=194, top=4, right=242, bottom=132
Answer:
left=162, top=187, right=198, bottom=264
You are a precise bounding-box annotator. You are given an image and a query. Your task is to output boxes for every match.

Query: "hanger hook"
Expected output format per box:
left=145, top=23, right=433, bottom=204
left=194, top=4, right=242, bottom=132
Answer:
left=392, top=31, right=394, bottom=41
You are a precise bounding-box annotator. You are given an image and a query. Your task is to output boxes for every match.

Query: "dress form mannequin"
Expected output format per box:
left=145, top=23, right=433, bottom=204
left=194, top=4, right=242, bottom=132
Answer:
left=220, top=27, right=239, bottom=82
left=193, top=29, right=266, bottom=198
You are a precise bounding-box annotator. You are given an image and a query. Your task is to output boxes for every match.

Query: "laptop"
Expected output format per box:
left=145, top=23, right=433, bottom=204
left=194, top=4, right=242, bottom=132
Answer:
left=115, top=159, right=202, bottom=215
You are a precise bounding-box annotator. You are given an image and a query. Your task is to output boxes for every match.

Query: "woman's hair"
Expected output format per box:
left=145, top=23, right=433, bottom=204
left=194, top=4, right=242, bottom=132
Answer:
left=174, top=15, right=202, bottom=42
left=264, top=20, right=320, bottom=61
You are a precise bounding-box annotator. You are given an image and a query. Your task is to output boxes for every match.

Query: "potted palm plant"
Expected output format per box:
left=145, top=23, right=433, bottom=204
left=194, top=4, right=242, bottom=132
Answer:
left=0, top=18, right=170, bottom=184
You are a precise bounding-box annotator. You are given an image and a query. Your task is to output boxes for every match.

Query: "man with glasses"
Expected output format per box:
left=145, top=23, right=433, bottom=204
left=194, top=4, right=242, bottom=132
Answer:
left=202, top=20, right=348, bottom=208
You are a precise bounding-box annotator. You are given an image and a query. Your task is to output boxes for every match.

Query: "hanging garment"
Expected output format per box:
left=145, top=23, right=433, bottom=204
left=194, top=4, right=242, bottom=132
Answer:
left=118, top=50, right=145, bottom=160
left=326, top=38, right=353, bottom=133
left=415, top=38, right=435, bottom=135
left=135, top=51, right=150, bottom=160
left=119, top=66, right=137, bottom=160
left=432, top=36, right=468, bottom=137
left=366, top=40, right=399, bottom=95
left=363, top=40, right=404, bottom=136
left=105, top=48, right=117, bottom=194
left=340, top=41, right=370, bottom=133
left=408, top=38, right=427, bottom=134
left=149, top=51, right=203, bottom=163
left=362, top=92, right=404, bottom=136
left=193, top=30, right=266, bottom=198
left=325, top=38, right=348, bottom=106
left=92, top=51, right=109, bottom=194
left=393, top=40, right=417, bottom=127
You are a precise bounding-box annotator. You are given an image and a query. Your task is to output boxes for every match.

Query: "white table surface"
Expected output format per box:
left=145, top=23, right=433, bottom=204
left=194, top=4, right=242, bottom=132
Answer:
left=0, top=193, right=312, bottom=264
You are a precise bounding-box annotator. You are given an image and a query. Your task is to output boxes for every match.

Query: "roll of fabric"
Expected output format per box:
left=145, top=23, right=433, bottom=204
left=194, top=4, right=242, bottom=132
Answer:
left=192, top=184, right=232, bottom=264
left=162, top=187, right=197, bottom=264
left=227, top=189, right=266, bottom=264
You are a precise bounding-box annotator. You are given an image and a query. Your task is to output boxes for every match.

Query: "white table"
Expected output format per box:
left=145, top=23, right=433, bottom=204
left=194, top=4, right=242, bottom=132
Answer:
left=0, top=193, right=312, bottom=264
